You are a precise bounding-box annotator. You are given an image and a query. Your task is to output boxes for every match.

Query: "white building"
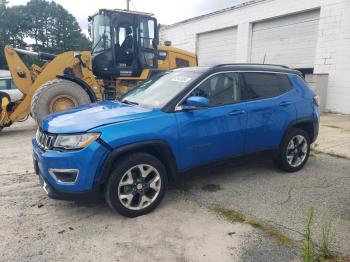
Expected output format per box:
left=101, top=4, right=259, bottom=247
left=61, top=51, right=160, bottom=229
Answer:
left=160, top=0, right=350, bottom=114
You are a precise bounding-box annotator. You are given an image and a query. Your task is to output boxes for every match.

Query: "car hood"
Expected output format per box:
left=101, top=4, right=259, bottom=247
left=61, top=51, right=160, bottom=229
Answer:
left=42, top=101, right=156, bottom=133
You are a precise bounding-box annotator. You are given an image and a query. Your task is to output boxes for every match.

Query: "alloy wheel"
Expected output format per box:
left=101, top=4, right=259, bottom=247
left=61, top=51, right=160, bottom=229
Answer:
left=286, top=135, right=308, bottom=168
left=117, top=164, right=161, bottom=210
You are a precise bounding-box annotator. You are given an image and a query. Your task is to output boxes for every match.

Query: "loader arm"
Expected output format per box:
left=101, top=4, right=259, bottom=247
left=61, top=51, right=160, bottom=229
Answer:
left=4, top=45, right=32, bottom=95
left=3, top=45, right=100, bottom=124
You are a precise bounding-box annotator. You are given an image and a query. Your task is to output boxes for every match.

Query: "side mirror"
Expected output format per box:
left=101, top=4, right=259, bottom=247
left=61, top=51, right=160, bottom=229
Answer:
left=181, top=96, right=209, bottom=110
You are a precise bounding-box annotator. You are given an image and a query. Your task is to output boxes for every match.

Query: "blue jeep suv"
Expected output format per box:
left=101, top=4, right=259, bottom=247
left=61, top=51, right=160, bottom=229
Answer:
left=32, top=64, right=319, bottom=217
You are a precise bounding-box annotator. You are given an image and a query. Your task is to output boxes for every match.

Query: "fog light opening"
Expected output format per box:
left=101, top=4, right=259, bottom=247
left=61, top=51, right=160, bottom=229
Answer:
left=49, top=169, right=79, bottom=184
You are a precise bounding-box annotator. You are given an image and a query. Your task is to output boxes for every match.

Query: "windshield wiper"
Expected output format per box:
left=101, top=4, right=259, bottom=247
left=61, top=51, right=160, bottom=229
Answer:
left=122, top=99, right=139, bottom=105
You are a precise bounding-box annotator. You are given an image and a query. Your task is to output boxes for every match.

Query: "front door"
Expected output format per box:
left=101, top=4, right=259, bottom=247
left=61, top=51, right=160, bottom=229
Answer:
left=175, top=72, right=247, bottom=170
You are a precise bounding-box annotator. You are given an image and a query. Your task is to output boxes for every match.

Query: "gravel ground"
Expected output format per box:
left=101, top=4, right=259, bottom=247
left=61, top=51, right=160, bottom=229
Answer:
left=0, top=118, right=349, bottom=261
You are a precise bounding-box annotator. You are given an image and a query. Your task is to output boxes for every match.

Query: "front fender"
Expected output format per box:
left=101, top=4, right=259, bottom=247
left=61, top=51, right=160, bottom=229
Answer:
left=97, top=140, right=179, bottom=184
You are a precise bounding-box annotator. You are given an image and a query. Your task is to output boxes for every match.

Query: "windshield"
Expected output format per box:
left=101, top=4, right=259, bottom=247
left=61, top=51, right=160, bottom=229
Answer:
left=122, top=71, right=201, bottom=108
left=92, top=14, right=111, bottom=53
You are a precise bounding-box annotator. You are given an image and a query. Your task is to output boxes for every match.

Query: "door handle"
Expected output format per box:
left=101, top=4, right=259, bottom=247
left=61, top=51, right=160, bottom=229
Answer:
left=279, top=101, right=291, bottom=107
left=228, top=109, right=245, bottom=116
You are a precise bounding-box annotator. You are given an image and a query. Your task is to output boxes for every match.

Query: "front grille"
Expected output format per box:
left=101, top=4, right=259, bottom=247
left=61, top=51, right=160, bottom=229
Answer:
left=36, top=129, right=56, bottom=150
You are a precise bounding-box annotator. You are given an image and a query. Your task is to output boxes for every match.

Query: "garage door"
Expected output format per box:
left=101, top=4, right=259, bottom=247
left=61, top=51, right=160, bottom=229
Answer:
left=197, top=27, right=237, bottom=66
left=250, top=10, right=320, bottom=68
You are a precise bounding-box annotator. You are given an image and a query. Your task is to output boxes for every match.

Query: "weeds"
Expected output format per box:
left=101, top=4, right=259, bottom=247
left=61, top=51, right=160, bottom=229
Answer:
left=317, top=214, right=341, bottom=261
left=212, top=206, right=245, bottom=223
left=247, top=218, right=294, bottom=246
left=301, top=207, right=343, bottom=262
left=212, top=206, right=294, bottom=246
left=301, top=206, right=316, bottom=262
left=213, top=205, right=346, bottom=261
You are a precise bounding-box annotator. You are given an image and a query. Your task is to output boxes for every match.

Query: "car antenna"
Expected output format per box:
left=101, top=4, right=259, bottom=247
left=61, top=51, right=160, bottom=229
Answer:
left=262, top=54, right=266, bottom=64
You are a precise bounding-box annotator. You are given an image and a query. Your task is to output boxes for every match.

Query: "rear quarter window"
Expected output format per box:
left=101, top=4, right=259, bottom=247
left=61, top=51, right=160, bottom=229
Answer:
left=242, top=72, right=292, bottom=100
left=277, top=74, right=293, bottom=93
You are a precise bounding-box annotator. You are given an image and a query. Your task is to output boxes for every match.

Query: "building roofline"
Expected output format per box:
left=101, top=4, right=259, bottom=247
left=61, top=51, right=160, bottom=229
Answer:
left=161, top=0, right=267, bottom=29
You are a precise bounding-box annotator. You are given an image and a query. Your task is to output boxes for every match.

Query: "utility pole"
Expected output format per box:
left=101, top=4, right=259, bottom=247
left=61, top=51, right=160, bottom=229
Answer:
left=126, top=0, right=130, bottom=10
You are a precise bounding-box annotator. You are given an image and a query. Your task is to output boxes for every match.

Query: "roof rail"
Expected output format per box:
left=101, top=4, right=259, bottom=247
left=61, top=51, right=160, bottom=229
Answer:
left=212, top=63, right=290, bottom=69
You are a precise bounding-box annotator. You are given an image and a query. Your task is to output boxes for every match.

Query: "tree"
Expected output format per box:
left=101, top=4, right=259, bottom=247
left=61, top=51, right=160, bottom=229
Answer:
left=25, top=0, right=90, bottom=53
left=0, top=0, right=90, bottom=69
left=0, top=4, right=28, bottom=69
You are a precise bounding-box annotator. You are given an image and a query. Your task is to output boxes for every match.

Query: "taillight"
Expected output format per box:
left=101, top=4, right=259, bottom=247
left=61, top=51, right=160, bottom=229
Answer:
left=313, top=95, right=320, bottom=107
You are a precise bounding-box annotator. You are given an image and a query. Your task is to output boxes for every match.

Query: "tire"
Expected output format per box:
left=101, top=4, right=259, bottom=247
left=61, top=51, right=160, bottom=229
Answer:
left=104, top=152, right=168, bottom=217
left=31, top=79, right=91, bottom=126
left=275, top=128, right=311, bottom=172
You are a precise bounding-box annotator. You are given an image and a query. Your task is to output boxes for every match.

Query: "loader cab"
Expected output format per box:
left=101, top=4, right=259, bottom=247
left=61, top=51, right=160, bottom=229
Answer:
left=90, top=9, right=158, bottom=79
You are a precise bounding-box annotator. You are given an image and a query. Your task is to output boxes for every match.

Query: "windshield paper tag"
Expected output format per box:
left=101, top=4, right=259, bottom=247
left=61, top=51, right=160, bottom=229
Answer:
left=171, top=76, right=191, bottom=83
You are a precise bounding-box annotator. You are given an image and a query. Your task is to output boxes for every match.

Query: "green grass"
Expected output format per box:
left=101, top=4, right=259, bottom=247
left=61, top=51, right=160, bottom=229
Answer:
left=247, top=218, right=295, bottom=246
left=212, top=206, right=246, bottom=223
left=301, top=206, right=316, bottom=262
left=212, top=205, right=349, bottom=261
left=300, top=207, right=346, bottom=262
left=212, top=206, right=294, bottom=246
left=316, top=214, right=342, bottom=261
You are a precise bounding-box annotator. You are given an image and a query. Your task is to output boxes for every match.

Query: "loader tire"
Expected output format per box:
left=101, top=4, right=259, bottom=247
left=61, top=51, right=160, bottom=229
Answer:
left=31, top=79, right=91, bottom=126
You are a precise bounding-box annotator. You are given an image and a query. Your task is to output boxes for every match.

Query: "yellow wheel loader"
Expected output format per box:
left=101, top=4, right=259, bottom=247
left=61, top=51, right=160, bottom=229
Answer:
left=0, top=9, right=197, bottom=130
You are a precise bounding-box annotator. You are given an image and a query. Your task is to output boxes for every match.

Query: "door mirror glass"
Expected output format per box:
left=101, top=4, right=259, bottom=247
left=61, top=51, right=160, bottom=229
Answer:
left=182, top=96, right=209, bottom=110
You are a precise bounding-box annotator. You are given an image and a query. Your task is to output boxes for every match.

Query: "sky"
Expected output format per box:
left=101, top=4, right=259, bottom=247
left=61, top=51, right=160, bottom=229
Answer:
left=7, top=0, right=248, bottom=33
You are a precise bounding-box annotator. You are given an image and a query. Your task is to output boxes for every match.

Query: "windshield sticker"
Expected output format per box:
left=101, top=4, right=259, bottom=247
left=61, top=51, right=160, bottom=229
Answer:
left=171, top=76, right=192, bottom=83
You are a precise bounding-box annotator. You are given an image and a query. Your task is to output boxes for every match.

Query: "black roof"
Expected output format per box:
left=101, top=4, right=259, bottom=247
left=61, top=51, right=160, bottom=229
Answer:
left=175, top=64, right=302, bottom=76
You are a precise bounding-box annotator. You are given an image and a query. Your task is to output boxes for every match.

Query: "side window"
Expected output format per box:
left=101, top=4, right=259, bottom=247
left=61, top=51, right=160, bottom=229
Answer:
left=0, top=79, right=9, bottom=90
left=189, top=72, right=242, bottom=107
left=242, top=72, right=281, bottom=99
left=175, top=58, right=189, bottom=68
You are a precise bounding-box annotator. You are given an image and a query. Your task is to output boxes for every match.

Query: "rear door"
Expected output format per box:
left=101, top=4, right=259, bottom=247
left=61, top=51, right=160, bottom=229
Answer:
left=242, top=72, right=297, bottom=153
left=175, top=72, right=247, bottom=169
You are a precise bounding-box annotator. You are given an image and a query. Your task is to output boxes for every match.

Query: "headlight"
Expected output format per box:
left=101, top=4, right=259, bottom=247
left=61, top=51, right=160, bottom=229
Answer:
left=53, top=133, right=100, bottom=150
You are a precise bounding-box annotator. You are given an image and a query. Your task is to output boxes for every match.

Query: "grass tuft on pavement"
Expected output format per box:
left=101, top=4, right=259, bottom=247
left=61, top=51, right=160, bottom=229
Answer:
left=246, top=218, right=295, bottom=246
left=212, top=206, right=246, bottom=223
left=212, top=205, right=295, bottom=246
